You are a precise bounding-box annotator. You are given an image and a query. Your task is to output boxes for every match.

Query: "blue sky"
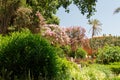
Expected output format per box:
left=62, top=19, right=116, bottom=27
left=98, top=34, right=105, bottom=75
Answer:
left=56, top=0, right=120, bottom=37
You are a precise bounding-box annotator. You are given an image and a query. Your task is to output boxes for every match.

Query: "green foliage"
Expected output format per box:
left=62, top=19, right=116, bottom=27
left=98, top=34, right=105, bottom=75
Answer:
left=107, top=62, right=120, bottom=75
left=89, top=64, right=113, bottom=78
left=0, top=0, right=97, bottom=34
left=56, top=58, right=74, bottom=80
left=0, top=29, right=60, bottom=79
left=14, top=7, right=33, bottom=30
left=46, top=14, right=60, bottom=24
left=77, top=64, right=113, bottom=80
left=67, top=47, right=87, bottom=59
left=55, top=47, right=65, bottom=58
left=60, top=45, right=72, bottom=56
left=111, top=74, right=120, bottom=80
left=96, top=45, right=120, bottom=64
left=68, top=51, right=75, bottom=58
left=26, top=0, right=97, bottom=22
left=0, top=29, right=93, bottom=80
left=26, top=0, right=60, bottom=24
left=0, top=0, right=21, bottom=33
left=88, top=19, right=102, bottom=38
left=75, top=47, right=87, bottom=59
left=73, top=0, right=97, bottom=18
left=0, top=34, right=118, bottom=80
left=112, top=77, right=120, bottom=80
left=89, top=35, right=120, bottom=51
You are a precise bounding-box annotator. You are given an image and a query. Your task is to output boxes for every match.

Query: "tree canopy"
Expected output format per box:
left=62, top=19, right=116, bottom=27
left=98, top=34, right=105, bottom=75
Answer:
left=0, top=0, right=97, bottom=34
left=88, top=19, right=102, bottom=38
left=26, top=0, right=97, bottom=19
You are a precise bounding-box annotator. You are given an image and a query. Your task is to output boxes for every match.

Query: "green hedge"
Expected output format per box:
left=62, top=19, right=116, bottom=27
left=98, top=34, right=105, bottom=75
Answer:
left=107, top=62, right=120, bottom=75
left=0, top=29, right=60, bottom=79
left=96, top=45, right=120, bottom=64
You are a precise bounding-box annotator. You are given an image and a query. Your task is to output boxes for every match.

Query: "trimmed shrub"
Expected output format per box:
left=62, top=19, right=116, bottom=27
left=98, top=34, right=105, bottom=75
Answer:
left=75, top=47, right=87, bottom=59
left=0, top=29, right=60, bottom=79
left=96, top=45, right=120, bottom=64
left=107, top=62, right=120, bottom=75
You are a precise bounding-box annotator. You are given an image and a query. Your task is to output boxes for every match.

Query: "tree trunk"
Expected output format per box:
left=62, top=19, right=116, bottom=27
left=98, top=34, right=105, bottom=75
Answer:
left=0, top=0, right=8, bottom=34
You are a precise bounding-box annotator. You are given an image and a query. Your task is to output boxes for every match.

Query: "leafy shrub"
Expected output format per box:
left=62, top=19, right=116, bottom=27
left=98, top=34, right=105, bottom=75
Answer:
left=96, top=45, right=120, bottom=64
left=107, top=62, right=120, bottom=75
left=60, top=45, right=71, bottom=57
left=0, top=29, right=116, bottom=80
left=55, top=47, right=65, bottom=58
left=66, top=47, right=87, bottom=59
left=89, top=35, right=120, bottom=51
left=89, top=64, right=113, bottom=78
left=59, top=62, right=114, bottom=80
left=77, top=64, right=113, bottom=80
left=112, top=77, right=120, bottom=80
left=0, top=29, right=60, bottom=79
left=75, top=47, right=87, bottom=59
left=56, top=58, right=78, bottom=80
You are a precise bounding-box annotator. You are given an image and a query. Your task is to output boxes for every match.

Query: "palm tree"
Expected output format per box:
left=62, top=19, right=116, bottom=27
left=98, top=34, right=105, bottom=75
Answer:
left=114, top=7, right=120, bottom=14
left=88, top=19, right=102, bottom=55
left=88, top=19, right=102, bottom=38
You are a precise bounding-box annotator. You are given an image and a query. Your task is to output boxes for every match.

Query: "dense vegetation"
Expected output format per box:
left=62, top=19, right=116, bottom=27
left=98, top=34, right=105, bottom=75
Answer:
left=0, top=30, right=119, bottom=80
left=0, top=30, right=82, bottom=80
left=89, top=35, right=120, bottom=51
left=96, top=45, right=120, bottom=64
left=0, top=30, right=59, bottom=79
left=0, top=0, right=97, bottom=34
left=0, top=0, right=120, bottom=80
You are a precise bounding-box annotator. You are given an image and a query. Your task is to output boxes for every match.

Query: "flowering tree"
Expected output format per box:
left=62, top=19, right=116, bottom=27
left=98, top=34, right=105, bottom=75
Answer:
left=41, top=24, right=70, bottom=46
left=65, top=26, right=86, bottom=52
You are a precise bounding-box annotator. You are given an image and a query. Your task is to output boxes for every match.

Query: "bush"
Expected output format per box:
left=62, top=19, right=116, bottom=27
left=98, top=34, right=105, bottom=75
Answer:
left=96, top=45, right=120, bottom=64
left=55, top=47, right=65, bottom=58
left=112, top=77, right=120, bottom=80
left=77, top=64, right=113, bottom=80
left=75, top=47, right=87, bottom=59
left=107, top=62, right=120, bottom=75
left=67, top=47, right=87, bottom=59
left=0, top=29, right=60, bottom=79
left=61, top=45, right=71, bottom=55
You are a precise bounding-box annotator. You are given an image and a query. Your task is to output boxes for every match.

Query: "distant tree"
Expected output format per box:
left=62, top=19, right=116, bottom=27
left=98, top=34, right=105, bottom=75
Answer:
left=88, top=19, right=102, bottom=38
left=65, top=26, right=86, bottom=52
left=88, top=19, right=102, bottom=55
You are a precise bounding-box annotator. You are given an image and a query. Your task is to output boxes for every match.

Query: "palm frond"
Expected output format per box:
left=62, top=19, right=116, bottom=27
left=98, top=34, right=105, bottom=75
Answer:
left=88, top=19, right=102, bottom=37
left=114, top=7, right=120, bottom=14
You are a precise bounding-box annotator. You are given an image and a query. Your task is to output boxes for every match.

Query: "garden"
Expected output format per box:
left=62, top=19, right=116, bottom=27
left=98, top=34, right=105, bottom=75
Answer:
left=0, top=0, right=120, bottom=80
